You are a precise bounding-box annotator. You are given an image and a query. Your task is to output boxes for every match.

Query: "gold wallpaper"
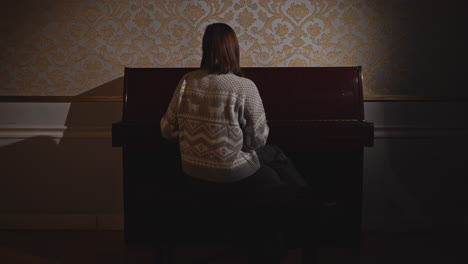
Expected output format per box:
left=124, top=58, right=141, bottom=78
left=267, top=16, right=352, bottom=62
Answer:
left=0, top=0, right=460, bottom=97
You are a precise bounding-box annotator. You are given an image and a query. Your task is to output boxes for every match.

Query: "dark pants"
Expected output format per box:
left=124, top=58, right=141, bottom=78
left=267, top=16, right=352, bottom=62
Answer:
left=184, top=144, right=308, bottom=191
left=183, top=144, right=309, bottom=264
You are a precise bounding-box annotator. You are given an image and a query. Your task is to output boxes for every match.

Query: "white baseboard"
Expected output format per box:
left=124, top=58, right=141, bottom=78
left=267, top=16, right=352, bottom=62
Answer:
left=0, top=214, right=123, bottom=230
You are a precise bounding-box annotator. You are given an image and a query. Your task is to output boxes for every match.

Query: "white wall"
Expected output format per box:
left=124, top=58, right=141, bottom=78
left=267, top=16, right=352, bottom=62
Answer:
left=0, top=101, right=467, bottom=232
left=0, top=102, right=123, bottom=230
left=364, top=102, right=468, bottom=232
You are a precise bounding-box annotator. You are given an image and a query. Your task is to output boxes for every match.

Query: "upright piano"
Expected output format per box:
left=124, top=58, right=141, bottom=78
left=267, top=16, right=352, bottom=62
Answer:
left=113, top=67, right=374, bottom=251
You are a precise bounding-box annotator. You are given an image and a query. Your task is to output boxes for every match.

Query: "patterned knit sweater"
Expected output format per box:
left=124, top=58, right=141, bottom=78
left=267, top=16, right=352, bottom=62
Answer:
left=160, top=70, right=269, bottom=182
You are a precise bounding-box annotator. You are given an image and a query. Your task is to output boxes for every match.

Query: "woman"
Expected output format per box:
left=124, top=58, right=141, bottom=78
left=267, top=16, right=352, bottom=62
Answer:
left=160, top=23, right=303, bottom=190
left=160, top=23, right=306, bottom=263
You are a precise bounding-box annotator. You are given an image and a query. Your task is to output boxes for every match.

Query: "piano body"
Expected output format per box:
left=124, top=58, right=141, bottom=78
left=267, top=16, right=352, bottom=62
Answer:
left=113, top=67, right=374, bottom=249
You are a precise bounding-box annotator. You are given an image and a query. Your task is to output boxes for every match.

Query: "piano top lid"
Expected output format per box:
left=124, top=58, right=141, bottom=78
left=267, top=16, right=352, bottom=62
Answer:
left=123, top=67, right=364, bottom=122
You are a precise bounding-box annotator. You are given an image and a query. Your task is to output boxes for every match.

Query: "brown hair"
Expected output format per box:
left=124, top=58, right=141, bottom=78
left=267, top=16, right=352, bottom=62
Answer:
left=201, top=23, right=242, bottom=76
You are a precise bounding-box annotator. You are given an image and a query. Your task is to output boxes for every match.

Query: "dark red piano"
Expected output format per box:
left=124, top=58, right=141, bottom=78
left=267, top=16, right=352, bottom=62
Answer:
left=112, top=67, right=374, bottom=258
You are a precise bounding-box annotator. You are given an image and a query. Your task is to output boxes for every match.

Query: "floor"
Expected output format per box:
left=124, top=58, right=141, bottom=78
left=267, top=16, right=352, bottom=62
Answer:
left=0, top=230, right=466, bottom=264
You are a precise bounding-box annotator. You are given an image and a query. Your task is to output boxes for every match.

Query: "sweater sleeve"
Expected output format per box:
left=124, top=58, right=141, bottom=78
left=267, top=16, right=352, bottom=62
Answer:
left=238, top=81, right=269, bottom=151
left=160, top=76, right=186, bottom=142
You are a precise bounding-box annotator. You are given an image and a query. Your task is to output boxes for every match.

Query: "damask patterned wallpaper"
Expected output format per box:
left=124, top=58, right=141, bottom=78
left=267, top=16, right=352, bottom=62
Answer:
left=0, top=0, right=464, bottom=97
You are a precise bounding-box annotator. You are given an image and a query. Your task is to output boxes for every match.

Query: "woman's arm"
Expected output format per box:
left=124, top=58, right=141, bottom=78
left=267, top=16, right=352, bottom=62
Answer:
left=160, top=76, right=186, bottom=141
left=238, top=83, right=269, bottom=151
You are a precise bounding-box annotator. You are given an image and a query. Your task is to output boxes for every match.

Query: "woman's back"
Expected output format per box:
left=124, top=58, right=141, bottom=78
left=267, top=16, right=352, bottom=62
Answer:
left=161, top=69, right=269, bottom=182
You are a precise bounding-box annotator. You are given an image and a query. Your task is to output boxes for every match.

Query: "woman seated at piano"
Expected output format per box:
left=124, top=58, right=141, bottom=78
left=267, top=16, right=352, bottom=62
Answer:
left=160, top=23, right=307, bottom=192
left=160, top=22, right=308, bottom=264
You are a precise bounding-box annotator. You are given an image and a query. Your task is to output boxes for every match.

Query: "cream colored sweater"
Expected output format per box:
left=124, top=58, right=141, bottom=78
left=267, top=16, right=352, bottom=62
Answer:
left=160, top=70, right=269, bottom=182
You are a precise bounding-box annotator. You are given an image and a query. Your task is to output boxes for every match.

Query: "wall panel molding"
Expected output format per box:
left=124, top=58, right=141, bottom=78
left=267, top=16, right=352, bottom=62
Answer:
left=0, top=125, right=111, bottom=139
left=1, top=125, right=467, bottom=139
left=0, top=96, right=123, bottom=102
left=374, top=127, right=468, bottom=139
left=0, top=214, right=123, bottom=230
left=2, top=96, right=468, bottom=103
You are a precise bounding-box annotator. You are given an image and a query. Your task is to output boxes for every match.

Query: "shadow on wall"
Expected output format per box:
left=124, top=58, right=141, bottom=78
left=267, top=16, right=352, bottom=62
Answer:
left=75, top=77, right=124, bottom=97
left=0, top=78, right=124, bottom=215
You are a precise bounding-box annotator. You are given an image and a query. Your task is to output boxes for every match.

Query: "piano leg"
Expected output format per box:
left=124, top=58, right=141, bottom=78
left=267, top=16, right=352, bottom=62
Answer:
left=351, top=246, right=362, bottom=264
left=301, top=245, right=319, bottom=264
left=153, top=245, right=162, bottom=264
left=153, top=244, right=173, bottom=264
